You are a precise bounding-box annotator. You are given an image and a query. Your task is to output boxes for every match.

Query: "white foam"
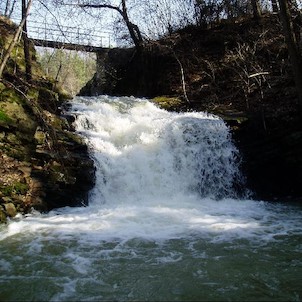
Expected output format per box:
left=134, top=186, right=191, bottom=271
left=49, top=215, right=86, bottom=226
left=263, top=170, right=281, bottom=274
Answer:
left=74, top=96, right=242, bottom=204
left=0, top=96, right=302, bottom=302
left=1, top=96, right=301, bottom=245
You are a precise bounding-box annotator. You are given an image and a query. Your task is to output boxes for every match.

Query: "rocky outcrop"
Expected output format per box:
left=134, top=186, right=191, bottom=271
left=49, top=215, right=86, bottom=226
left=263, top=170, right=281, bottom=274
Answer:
left=233, top=114, right=302, bottom=201
left=0, top=17, right=95, bottom=223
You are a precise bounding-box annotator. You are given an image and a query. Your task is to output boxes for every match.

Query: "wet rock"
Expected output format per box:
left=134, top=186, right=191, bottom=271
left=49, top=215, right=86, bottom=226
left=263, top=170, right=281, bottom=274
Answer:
left=60, top=114, right=76, bottom=131
left=3, top=203, right=17, bottom=217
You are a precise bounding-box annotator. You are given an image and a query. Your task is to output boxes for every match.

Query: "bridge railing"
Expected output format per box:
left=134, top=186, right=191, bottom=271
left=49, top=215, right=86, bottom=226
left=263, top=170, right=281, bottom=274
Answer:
left=13, top=19, right=113, bottom=48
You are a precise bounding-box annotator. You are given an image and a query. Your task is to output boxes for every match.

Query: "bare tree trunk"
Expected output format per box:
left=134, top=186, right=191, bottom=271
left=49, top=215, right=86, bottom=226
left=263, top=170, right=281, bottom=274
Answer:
left=78, top=0, right=143, bottom=51
left=271, top=0, right=279, bottom=13
left=22, top=0, right=32, bottom=81
left=0, top=0, right=33, bottom=79
left=121, top=0, right=143, bottom=51
left=4, top=0, right=17, bottom=18
left=278, top=0, right=302, bottom=115
left=4, top=0, right=11, bottom=16
left=251, top=0, right=261, bottom=19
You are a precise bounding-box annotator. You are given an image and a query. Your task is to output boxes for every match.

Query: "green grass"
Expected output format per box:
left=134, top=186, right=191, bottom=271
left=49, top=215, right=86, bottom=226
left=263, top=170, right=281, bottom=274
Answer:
left=0, top=182, right=29, bottom=196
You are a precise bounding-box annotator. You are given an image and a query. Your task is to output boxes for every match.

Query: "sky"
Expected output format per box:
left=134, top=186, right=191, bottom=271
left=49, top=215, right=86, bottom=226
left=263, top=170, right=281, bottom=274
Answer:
left=0, top=0, right=195, bottom=48
left=2, top=1, right=117, bottom=47
left=6, top=0, right=299, bottom=48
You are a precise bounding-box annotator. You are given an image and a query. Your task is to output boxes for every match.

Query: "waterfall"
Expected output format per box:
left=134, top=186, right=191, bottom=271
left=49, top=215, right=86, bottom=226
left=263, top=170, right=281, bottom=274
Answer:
left=0, top=95, right=301, bottom=302
left=72, top=95, right=244, bottom=205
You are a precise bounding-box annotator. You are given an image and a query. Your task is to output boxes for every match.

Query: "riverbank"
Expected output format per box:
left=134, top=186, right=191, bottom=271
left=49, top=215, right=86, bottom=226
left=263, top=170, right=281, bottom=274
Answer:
left=0, top=16, right=95, bottom=223
left=81, top=13, right=302, bottom=202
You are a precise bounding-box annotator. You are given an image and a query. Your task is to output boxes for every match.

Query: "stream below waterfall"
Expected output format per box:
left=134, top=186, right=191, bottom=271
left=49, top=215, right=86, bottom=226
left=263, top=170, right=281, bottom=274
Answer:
left=0, top=96, right=302, bottom=301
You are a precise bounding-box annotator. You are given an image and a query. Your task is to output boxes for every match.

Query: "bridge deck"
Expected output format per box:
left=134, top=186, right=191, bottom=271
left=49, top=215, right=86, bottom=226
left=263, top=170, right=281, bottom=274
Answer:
left=31, top=38, right=108, bottom=52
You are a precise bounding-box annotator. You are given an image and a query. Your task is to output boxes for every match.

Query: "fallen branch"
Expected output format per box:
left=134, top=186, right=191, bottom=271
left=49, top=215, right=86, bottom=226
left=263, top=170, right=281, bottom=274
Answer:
left=248, top=71, right=269, bottom=78
left=172, top=51, right=191, bottom=104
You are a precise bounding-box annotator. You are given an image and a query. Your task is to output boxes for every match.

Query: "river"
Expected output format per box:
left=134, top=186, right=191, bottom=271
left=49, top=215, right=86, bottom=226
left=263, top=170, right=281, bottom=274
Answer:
left=0, top=96, right=301, bottom=301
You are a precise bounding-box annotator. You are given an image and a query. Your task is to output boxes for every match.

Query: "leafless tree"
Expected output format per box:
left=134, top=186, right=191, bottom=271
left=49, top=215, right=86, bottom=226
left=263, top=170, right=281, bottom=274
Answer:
left=35, top=0, right=194, bottom=47
left=2, top=0, right=18, bottom=18
left=278, top=0, right=302, bottom=114
left=74, top=0, right=143, bottom=50
left=139, top=0, right=193, bottom=37
left=190, top=0, right=261, bottom=26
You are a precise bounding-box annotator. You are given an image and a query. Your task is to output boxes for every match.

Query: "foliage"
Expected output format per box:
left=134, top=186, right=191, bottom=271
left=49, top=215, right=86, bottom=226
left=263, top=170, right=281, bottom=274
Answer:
left=0, top=182, right=29, bottom=196
left=37, top=49, right=96, bottom=96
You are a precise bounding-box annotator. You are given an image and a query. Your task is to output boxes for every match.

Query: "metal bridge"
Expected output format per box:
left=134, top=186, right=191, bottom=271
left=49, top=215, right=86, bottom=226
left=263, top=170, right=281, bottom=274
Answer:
left=24, top=20, right=113, bottom=52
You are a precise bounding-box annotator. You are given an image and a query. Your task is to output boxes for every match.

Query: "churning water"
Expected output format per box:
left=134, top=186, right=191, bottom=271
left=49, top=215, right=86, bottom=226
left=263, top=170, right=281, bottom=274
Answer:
left=0, top=96, right=302, bottom=301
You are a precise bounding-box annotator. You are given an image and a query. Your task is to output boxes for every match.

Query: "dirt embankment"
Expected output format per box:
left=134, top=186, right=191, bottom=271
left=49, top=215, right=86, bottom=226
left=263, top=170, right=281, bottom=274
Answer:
left=81, top=14, right=302, bottom=202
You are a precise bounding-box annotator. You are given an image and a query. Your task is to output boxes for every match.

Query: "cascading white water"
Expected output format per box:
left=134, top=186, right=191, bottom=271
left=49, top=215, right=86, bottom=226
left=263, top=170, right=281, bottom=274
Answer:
left=75, top=95, right=243, bottom=205
left=0, top=95, right=301, bottom=302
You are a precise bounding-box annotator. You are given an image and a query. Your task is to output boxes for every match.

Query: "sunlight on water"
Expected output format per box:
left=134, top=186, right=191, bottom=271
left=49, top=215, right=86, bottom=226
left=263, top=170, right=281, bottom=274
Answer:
left=0, top=96, right=301, bottom=301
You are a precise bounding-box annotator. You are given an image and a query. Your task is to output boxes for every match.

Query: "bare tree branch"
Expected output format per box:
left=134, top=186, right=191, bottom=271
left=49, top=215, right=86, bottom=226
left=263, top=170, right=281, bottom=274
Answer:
left=63, top=0, right=143, bottom=50
left=78, top=4, right=123, bottom=15
left=37, top=0, right=71, bottom=43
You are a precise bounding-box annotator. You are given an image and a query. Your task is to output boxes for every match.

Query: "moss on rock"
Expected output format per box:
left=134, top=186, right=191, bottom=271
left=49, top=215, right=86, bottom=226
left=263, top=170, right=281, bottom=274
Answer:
left=152, top=96, right=185, bottom=111
left=0, top=101, right=37, bottom=133
left=0, top=109, right=12, bottom=124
